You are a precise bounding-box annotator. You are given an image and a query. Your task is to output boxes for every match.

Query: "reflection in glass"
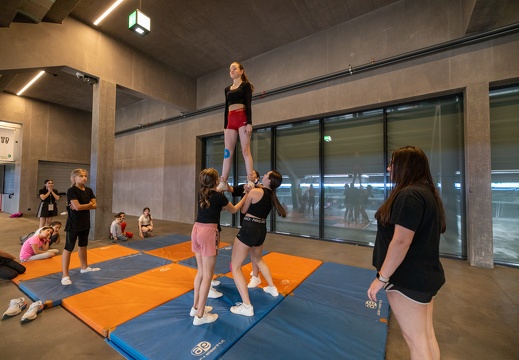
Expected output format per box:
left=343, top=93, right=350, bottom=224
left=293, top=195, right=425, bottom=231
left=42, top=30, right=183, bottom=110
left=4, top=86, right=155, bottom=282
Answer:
left=323, top=111, right=384, bottom=243
left=203, top=95, right=464, bottom=259
left=275, top=121, right=320, bottom=237
left=387, top=97, right=464, bottom=257
left=490, top=85, right=519, bottom=266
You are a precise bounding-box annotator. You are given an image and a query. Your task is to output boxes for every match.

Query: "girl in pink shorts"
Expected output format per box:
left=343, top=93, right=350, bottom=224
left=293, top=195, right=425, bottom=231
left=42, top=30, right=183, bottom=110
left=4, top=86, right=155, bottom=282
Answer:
left=190, top=168, right=249, bottom=326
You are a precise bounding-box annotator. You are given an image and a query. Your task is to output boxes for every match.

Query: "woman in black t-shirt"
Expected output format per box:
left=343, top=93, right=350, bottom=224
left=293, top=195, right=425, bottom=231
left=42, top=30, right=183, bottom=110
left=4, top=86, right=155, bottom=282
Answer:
left=37, top=179, right=60, bottom=227
left=191, top=168, right=248, bottom=326
left=367, top=146, right=446, bottom=360
left=61, top=169, right=99, bottom=286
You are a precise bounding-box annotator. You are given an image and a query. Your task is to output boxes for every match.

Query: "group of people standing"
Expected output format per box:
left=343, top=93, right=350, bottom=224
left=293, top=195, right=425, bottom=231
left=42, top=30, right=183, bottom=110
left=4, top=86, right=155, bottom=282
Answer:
left=296, top=184, right=317, bottom=216
left=190, top=62, right=287, bottom=325
left=0, top=60, right=446, bottom=359
left=343, top=183, right=372, bottom=223
left=190, top=168, right=286, bottom=325
left=194, top=61, right=446, bottom=359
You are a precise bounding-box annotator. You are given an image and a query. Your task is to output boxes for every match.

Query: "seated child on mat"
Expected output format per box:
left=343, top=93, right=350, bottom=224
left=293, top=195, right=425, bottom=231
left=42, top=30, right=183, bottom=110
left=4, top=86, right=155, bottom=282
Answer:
left=110, top=214, right=128, bottom=242
left=138, top=207, right=153, bottom=238
left=19, top=227, right=59, bottom=262
left=30, top=220, right=62, bottom=247
left=116, top=212, right=133, bottom=238
left=48, top=220, right=62, bottom=247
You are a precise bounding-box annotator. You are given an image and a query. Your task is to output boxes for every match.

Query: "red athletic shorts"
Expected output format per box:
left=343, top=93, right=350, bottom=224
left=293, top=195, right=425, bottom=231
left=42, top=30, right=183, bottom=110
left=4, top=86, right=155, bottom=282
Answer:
left=227, top=108, right=248, bottom=131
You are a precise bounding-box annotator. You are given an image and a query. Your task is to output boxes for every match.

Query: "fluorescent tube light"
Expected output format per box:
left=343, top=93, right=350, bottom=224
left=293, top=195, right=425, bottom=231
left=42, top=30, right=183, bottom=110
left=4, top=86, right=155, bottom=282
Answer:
left=17, top=71, right=45, bottom=96
left=94, top=0, right=125, bottom=26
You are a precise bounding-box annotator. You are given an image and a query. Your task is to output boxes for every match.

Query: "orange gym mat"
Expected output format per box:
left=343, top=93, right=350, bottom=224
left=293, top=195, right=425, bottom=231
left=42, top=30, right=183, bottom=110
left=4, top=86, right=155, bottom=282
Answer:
left=13, top=245, right=139, bottom=284
left=146, top=241, right=231, bottom=262
left=225, top=252, right=323, bottom=296
left=61, top=263, right=198, bottom=337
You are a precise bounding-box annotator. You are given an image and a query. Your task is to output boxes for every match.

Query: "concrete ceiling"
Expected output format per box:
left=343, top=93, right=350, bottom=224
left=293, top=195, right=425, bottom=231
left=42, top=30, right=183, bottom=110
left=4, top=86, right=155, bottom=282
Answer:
left=0, top=0, right=517, bottom=112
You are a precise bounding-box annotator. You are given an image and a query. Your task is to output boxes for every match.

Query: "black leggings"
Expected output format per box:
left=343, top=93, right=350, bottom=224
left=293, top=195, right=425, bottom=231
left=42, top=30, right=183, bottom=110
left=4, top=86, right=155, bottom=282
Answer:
left=0, top=257, right=26, bottom=280
left=65, top=229, right=90, bottom=252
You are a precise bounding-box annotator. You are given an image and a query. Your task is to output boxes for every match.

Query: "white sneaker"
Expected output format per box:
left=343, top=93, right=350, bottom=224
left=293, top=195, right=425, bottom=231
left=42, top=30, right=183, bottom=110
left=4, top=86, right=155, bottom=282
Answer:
left=193, top=312, right=218, bottom=326
left=21, top=301, right=44, bottom=323
left=247, top=275, right=261, bottom=288
left=211, top=279, right=221, bottom=286
left=246, top=180, right=256, bottom=189
left=61, top=276, right=72, bottom=285
left=80, top=267, right=100, bottom=273
left=190, top=306, right=213, bottom=317
left=230, top=303, right=254, bottom=317
left=208, top=287, right=223, bottom=299
left=2, top=298, right=27, bottom=319
left=263, top=286, right=279, bottom=297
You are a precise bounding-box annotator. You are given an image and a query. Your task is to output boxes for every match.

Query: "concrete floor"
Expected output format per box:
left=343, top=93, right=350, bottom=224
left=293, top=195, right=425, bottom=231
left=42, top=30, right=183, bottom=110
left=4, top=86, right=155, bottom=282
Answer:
left=0, top=211, right=517, bottom=360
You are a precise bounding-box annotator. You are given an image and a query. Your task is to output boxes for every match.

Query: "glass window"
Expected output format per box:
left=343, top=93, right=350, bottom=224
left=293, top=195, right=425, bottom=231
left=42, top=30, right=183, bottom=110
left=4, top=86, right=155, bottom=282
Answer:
left=203, top=95, right=464, bottom=258
left=387, top=97, right=464, bottom=257
left=323, top=111, right=384, bottom=244
left=490, top=85, right=519, bottom=266
left=275, top=121, right=320, bottom=237
left=204, top=130, right=273, bottom=227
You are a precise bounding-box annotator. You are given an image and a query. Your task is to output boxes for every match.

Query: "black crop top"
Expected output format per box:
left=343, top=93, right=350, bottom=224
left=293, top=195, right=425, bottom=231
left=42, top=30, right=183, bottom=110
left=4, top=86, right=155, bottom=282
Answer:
left=224, top=81, right=252, bottom=128
left=247, top=188, right=272, bottom=219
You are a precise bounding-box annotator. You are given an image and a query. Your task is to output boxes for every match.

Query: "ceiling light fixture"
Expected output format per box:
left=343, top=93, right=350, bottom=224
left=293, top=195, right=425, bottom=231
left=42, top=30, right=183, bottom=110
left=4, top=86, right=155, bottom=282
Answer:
left=129, top=0, right=150, bottom=37
left=93, top=0, right=125, bottom=26
left=17, top=70, right=45, bottom=96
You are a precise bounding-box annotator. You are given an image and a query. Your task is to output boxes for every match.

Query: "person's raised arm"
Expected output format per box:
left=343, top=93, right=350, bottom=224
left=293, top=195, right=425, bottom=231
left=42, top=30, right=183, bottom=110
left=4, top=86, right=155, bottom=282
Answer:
left=39, top=190, right=50, bottom=201
left=31, top=241, right=49, bottom=255
left=51, top=189, right=60, bottom=201
left=40, top=238, right=51, bottom=251
left=223, top=192, right=250, bottom=214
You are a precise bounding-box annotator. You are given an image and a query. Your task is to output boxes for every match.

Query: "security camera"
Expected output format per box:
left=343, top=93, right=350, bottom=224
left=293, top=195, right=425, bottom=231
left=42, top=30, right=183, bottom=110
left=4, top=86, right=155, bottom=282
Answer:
left=76, top=72, right=85, bottom=79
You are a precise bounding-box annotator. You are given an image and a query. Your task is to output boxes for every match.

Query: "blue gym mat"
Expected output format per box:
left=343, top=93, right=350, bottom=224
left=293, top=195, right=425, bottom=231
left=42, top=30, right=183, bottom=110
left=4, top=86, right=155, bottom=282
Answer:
left=107, top=276, right=283, bottom=360
left=119, top=234, right=191, bottom=251
left=221, top=295, right=387, bottom=360
left=293, top=262, right=390, bottom=320
left=18, top=252, right=171, bottom=305
left=220, top=262, right=389, bottom=360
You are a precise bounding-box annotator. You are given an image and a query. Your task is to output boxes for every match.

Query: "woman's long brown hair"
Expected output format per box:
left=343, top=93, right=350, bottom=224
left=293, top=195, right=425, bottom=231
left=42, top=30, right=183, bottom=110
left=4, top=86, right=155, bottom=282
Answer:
left=267, top=170, right=287, bottom=218
left=375, top=146, right=446, bottom=233
left=233, top=62, right=254, bottom=92
left=198, top=168, right=219, bottom=209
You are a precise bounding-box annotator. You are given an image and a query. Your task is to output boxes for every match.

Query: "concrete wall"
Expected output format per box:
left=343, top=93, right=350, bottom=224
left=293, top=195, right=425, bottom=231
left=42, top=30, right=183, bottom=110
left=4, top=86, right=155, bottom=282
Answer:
left=0, top=93, right=91, bottom=214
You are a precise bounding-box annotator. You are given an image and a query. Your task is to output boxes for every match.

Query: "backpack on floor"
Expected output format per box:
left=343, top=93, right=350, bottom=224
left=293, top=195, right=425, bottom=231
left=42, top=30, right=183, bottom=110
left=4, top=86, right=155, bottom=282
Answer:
left=19, top=231, right=35, bottom=244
